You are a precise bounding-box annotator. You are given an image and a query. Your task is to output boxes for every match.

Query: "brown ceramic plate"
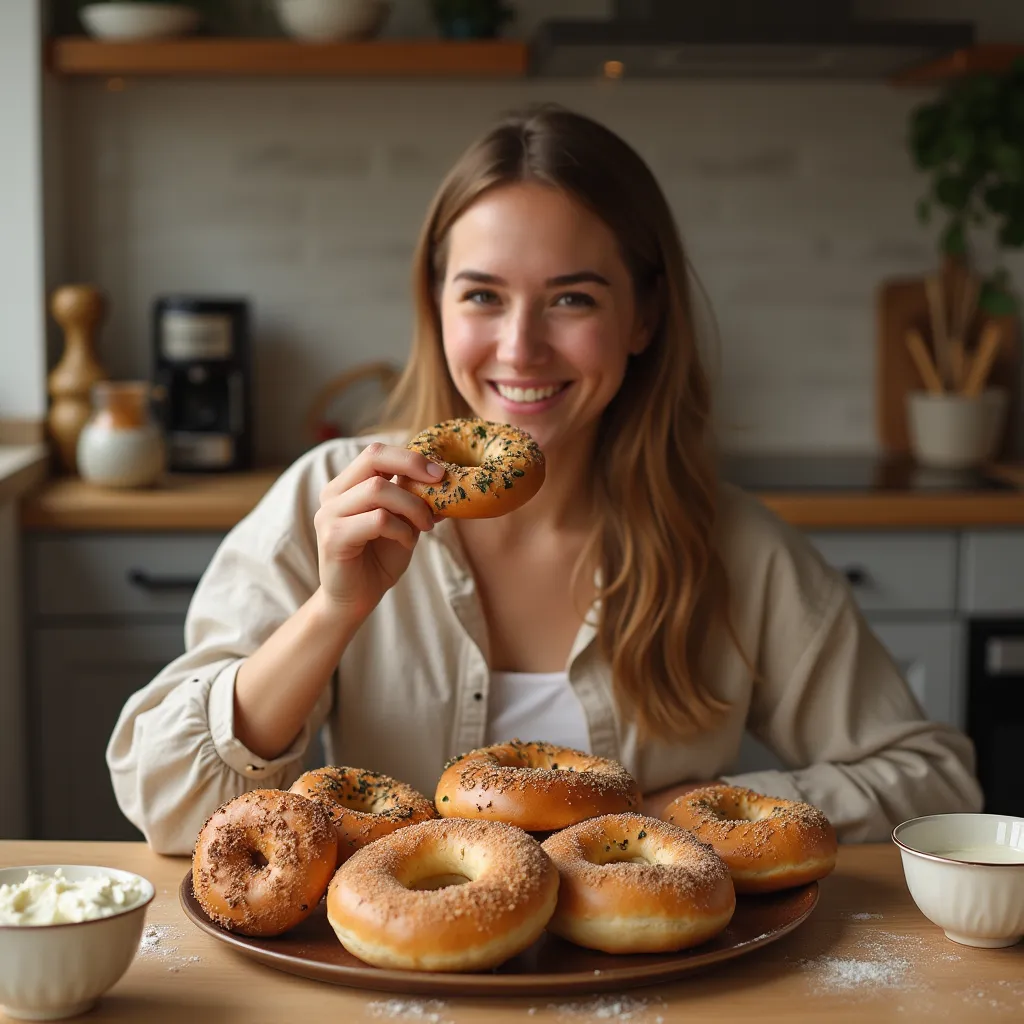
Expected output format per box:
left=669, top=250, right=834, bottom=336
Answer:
left=179, top=871, right=817, bottom=996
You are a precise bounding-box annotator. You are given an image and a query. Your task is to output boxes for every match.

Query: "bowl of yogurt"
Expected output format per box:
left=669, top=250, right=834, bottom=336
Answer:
left=893, top=812, right=1024, bottom=948
left=0, top=864, right=155, bottom=1020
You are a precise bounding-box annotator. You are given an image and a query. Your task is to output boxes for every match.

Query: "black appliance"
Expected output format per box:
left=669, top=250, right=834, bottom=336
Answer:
left=153, top=296, right=253, bottom=472
left=532, top=0, right=974, bottom=79
left=966, top=620, right=1024, bottom=816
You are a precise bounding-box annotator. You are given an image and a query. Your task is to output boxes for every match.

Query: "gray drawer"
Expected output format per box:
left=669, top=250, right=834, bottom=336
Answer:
left=805, top=531, right=958, bottom=613
left=28, top=533, right=226, bottom=617
left=959, top=531, right=1024, bottom=613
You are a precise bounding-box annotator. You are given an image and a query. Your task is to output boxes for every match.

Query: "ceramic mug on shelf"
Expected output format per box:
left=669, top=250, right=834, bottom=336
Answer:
left=77, top=381, right=166, bottom=489
left=905, top=387, right=1009, bottom=470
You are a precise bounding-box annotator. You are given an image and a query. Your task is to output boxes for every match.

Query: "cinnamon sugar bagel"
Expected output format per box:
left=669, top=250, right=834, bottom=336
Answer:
left=661, top=784, right=838, bottom=893
left=542, top=813, right=735, bottom=953
left=400, top=418, right=545, bottom=519
left=326, top=817, right=559, bottom=971
left=435, top=739, right=641, bottom=832
left=289, top=766, right=436, bottom=866
left=191, top=789, right=338, bottom=937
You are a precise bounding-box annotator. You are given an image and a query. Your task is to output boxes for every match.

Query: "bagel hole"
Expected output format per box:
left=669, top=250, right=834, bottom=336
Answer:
left=596, top=850, right=653, bottom=866
left=408, top=873, right=471, bottom=891
left=249, top=850, right=269, bottom=870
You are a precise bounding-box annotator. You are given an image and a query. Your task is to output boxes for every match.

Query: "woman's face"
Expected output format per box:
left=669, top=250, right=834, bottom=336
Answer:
left=438, top=182, right=650, bottom=455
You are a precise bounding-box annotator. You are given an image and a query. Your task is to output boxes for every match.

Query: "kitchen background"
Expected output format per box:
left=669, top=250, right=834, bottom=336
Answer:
left=3, top=0, right=1024, bottom=464
left=3, top=0, right=1024, bottom=842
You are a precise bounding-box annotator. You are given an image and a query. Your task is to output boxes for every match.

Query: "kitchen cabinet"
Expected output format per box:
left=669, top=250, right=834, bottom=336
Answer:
left=959, top=530, right=1024, bottom=613
left=867, top=619, right=963, bottom=728
left=808, top=532, right=965, bottom=728
left=733, top=529, right=966, bottom=774
left=23, top=532, right=226, bottom=840
left=30, top=624, right=187, bottom=841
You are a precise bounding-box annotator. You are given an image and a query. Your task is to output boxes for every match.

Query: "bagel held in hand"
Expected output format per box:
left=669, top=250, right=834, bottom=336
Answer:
left=435, top=739, right=641, bottom=832
left=327, top=817, right=559, bottom=971
left=400, top=418, right=545, bottom=519
left=661, top=784, right=838, bottom=893
left=192, top=789, right=337, bottom=937
left=542, top=813, right=735, bottom=953
left=289, top=766, right=437, bottom=866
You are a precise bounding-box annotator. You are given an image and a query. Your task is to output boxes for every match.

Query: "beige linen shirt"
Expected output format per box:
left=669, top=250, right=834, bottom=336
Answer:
left=107, top=435, right=984, bottom=855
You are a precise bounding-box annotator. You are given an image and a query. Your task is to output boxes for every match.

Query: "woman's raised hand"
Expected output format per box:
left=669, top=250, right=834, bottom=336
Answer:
left=313, top=442, right=443, bottom=623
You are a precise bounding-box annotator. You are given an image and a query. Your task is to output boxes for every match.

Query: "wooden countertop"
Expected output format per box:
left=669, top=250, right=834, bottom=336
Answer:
left=1, top=841, right=1020, bottom=1023
left=0, top=444, right=48, bottom=507
left=17, top=464, right=1024, bottom=531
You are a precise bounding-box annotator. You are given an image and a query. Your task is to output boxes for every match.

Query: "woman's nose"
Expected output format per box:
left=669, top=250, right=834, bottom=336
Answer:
left=495, top=304, right=546, bottom=367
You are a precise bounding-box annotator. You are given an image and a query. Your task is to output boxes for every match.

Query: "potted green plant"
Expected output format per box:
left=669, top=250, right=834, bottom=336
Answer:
left=430, top=0, right=514, bottom=40
left=910, top=57, right=1024, bottom=317
left=905, top=60, right=1024, bottom=468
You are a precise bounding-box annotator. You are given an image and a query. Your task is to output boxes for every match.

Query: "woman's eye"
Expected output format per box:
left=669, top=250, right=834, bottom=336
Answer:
left=463, top=289, right=500, bottom=305
left=554, top=292, right=596, bottom=308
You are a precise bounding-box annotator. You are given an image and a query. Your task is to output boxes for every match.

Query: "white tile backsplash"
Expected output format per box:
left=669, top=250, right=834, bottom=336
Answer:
left=52, top=74, right=988, bottom=465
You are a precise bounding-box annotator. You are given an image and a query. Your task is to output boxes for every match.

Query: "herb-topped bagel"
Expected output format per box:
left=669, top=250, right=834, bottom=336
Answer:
left=400, top=418, right=545, bottom=519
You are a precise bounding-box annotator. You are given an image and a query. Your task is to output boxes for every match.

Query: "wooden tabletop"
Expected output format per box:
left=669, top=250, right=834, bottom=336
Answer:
left=1, top=842, right=1021, bottom=1023
left=17, top=465, right=1024, bottom=531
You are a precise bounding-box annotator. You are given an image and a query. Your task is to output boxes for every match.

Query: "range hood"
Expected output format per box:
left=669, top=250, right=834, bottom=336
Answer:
left=531, top=1, right=975, bottom=78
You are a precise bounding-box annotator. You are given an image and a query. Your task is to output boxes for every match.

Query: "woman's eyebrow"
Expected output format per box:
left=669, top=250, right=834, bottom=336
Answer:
left=452, top=269, right=611, bottom=287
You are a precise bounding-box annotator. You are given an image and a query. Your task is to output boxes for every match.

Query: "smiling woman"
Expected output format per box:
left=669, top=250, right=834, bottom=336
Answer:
left=107, top=103, right=983, bottom=857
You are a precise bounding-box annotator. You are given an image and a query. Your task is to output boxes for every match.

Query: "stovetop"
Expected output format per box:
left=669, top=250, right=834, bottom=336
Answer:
left=719, top=454, right=1015, bottom=493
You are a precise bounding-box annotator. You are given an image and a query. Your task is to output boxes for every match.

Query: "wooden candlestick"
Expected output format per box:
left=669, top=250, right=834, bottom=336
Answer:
left=48, top=284, right=109, bottom=473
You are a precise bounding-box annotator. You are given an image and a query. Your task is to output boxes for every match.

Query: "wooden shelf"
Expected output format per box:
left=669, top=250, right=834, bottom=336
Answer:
left=47, top=37, right=529, bottom=78
left=892, top=43, right=1024, bottom=86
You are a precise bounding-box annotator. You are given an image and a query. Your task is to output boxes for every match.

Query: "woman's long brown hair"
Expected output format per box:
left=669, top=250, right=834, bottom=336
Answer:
left=379, top=103, right=741, bottom=742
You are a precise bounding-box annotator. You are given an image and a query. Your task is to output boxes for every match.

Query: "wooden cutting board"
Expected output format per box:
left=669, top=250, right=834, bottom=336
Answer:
left=877, top=275, right=1020, bottom=457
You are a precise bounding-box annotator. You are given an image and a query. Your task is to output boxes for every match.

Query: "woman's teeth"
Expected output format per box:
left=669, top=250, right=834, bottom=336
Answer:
left=495, top=383, right=565, bottom=403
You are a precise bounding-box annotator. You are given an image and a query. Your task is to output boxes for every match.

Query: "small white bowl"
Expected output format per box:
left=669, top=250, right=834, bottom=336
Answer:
left=893, top=812, right=1024, bottom=948
left=0, top=865, right=155, bottom=1020
left=273, top=0, right=391, bottom=41
left=79, top=3, right=201, bottom=41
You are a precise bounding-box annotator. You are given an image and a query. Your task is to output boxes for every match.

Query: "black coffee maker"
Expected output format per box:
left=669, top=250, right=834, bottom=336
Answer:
left=152, top=296, right=253, bottom=472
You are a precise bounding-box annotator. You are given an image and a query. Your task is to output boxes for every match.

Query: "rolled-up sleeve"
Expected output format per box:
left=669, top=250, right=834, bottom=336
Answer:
left=105, top=442, right=349, bottom=854
left=722, top=564, right=984, bottom=843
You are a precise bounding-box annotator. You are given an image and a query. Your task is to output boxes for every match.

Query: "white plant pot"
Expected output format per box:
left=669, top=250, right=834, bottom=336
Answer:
left=906, top=388, right=1009, bottom=470
left=80, top=3, right=202, bottom=41
left=273, top=0, right=391, bottom=41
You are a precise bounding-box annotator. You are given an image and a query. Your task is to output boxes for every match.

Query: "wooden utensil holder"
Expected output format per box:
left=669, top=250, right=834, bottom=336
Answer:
left=877, top=275, right=1020, bottom=459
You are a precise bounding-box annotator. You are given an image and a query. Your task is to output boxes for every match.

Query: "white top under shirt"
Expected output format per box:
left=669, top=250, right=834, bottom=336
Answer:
left=484, top=670, right=592, bottom=752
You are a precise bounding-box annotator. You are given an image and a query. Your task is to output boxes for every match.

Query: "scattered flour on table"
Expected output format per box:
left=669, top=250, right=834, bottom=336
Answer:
left=137, top=924, right=202, bottom=972
left=365, top=999, right=453, bottom=1023
left=844, top=912, right=883, bottom=921
left=801, top=953, right=910, bottom=993
left=797, top=928, right=1024, bottom=1016
left=540, top=994, right=667, bottom=1022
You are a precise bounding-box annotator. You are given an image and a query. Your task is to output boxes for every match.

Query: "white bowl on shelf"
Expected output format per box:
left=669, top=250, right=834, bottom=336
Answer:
left=893, top=812, right=1024, bottom=948
left=273, top=0, right=391, bottom=41
left=0, top=865, right=155, bottom=1020
left=79, top=3, right=201, bottom=41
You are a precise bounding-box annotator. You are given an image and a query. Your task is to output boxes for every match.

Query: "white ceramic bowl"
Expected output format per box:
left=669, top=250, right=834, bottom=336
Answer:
left=79, top=3, right=201, bottom=41
left=273, top=0, right=390, bottom=41
left=0, top=865, right=155, bottom=1020
left=893, top=812, right=1024, bottom=948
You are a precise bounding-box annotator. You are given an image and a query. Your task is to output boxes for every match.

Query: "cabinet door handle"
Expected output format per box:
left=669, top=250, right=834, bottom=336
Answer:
left=127, top=569, right=202, bottom=592
left=985, top=638, right=1024, bottom=676
left=843, top=566, right=869, bottom=587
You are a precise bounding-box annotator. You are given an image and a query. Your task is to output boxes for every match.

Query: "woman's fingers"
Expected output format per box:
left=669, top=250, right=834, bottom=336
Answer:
left=319, top=475, right=436, bottom=535
left=321, top=442, right=443, bottom=502
left=321, top=507, right=417, bottom=561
